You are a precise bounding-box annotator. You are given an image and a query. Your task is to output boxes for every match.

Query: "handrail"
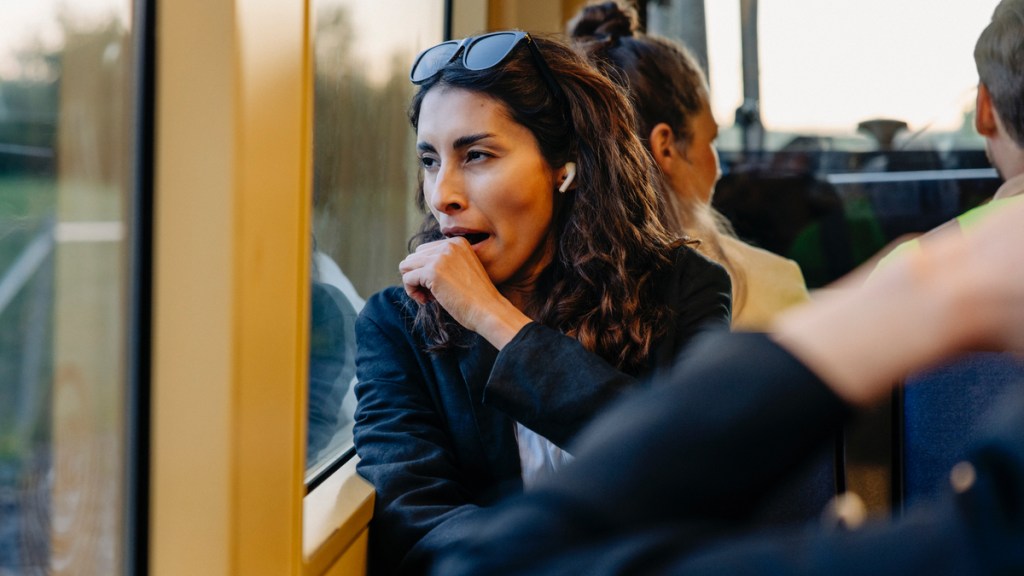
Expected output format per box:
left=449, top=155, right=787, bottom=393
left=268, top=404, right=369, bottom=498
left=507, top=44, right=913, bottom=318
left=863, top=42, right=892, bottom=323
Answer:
left=0, top=221, right=54, bottom=316
left=0, top=219, right=125, bottom=316
left=0, top=143, right=55, bottom=158
left=825, top=168, right=998, bottom=185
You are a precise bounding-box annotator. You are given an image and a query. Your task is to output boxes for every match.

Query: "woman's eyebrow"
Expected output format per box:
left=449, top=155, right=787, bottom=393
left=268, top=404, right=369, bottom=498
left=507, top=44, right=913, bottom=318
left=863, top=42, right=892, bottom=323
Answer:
left=452, top=133, right=493, bottom=150
left=418, top=133, right=495, bottom=154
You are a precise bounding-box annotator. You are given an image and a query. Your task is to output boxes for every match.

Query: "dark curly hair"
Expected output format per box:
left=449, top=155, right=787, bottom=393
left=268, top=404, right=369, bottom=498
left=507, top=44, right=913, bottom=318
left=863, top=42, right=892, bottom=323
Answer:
left=408, top=32, right=684, bottom=372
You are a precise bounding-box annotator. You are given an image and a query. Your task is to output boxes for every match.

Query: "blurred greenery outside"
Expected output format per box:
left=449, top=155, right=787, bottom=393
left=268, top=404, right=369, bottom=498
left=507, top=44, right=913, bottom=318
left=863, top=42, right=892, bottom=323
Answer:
left=305, top=1, right=443, bottom=475
left=2, top=7, right=128, bottom=572
left=1, top=41, right=59, bottom=470
left=312, top=3, right=430, bottom=298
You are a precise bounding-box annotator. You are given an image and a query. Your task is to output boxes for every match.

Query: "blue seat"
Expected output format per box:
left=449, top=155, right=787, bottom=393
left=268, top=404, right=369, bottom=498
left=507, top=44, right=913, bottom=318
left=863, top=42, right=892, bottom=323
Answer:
left=894, top=352, right=1024, bottom=512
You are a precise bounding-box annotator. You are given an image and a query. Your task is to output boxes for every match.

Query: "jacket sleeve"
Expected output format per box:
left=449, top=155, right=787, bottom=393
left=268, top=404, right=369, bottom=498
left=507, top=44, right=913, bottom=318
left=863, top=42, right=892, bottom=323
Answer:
left=483, top=246, right=733, bottom=448
left=352, top=290, right=497, bottom=576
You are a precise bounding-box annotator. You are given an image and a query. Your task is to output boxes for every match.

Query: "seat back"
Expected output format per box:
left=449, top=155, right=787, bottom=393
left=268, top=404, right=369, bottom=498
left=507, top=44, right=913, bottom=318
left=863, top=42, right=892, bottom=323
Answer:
left=894, top=352, right=1024, bottom=513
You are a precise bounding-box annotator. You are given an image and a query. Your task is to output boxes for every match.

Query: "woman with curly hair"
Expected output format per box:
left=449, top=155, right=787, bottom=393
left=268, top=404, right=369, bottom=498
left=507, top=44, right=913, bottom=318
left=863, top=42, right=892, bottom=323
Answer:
left=352, top=30, right=731, bottom=575
left=569, top=1, right=810, bottom=330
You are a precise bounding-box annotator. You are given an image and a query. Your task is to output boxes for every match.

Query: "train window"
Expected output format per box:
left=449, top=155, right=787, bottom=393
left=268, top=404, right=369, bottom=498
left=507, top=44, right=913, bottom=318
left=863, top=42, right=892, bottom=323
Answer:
left=703, top=0, right=999, bottom=152
left=645, top=0, right=1005, bottom=289
left=0, top=0, right=135, bottom=572
left=306, top=0, right=445, bottom=483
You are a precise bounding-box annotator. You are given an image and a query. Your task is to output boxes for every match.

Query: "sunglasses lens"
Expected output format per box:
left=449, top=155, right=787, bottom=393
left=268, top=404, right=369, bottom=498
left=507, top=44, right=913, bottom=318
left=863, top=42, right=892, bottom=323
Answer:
left=463, top=32, right=519, bottom=71
left=411, top=41, right=460, bottom=83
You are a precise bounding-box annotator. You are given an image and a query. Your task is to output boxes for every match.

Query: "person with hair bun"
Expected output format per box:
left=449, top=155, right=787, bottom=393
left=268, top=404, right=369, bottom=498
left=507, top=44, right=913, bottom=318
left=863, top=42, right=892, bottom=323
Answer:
left=570, top=1, right=810, bottom=330
left=352, top=29, right=731, bottom=575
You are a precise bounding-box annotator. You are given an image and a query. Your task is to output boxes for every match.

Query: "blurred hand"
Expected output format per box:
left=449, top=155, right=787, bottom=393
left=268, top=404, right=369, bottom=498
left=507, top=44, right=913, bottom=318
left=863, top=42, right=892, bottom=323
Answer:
left=773, top=198, right=1024, bottom=406
left=957, top=200, right=1024, bottom=352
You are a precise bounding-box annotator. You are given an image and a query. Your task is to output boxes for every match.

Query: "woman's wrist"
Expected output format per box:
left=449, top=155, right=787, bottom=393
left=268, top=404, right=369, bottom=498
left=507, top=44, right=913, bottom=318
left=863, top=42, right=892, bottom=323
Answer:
left=472, top=299, right=532, bottom=350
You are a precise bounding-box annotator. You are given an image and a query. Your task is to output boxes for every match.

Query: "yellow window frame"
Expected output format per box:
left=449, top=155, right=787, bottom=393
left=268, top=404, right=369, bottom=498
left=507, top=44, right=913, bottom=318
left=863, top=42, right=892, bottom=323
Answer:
left=151, top=0, right=316, bottom=572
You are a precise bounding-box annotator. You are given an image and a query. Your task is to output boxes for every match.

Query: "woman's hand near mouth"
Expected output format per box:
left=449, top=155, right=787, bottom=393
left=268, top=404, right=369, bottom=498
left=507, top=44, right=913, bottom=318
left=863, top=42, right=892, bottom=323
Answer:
left=400, top=236, right=530, bottom=349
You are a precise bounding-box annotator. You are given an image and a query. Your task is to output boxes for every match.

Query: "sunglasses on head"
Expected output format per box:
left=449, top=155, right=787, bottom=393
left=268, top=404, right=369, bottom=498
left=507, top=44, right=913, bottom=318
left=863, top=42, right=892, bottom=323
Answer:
left=409, top=30, right=565, bottom=104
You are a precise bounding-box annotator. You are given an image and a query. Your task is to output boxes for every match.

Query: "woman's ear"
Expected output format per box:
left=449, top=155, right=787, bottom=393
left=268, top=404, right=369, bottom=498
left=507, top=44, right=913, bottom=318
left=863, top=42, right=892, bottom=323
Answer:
left=648, top=123, right=677, bottom=174
left=976, top=83, right=998, bottom=137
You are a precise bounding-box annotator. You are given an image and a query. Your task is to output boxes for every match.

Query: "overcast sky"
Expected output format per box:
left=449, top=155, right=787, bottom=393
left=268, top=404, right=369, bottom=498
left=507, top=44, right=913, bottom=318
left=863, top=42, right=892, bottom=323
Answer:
left=705, top=0, right=1002, bottom=134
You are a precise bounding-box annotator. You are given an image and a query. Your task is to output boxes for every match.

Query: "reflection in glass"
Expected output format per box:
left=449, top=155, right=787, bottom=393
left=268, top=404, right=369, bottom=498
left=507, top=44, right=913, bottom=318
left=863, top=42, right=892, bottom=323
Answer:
left=306, top=0, right=444, bottom=480
left=0, top=1, right=132, bottom=573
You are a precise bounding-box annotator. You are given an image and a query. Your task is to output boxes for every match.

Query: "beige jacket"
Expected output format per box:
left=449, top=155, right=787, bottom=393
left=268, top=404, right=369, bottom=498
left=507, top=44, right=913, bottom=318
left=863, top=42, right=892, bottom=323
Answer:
left=720, top=235, right=810, bottom=331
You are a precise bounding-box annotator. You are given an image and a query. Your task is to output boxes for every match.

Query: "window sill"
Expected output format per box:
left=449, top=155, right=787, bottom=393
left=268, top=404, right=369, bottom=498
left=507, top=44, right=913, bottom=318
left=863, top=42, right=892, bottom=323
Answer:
left=302, top=454, right=375, bottom=575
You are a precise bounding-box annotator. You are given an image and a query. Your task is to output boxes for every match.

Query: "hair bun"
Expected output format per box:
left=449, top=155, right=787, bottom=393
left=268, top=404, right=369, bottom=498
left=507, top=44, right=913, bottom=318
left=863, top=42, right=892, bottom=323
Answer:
left=567, top=1, right=639, bottom=41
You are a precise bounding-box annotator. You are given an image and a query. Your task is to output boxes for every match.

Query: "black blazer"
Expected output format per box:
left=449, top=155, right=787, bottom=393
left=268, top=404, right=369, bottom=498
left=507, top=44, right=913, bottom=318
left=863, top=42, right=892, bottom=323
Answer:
left=433, top=331, right=1024, bottom=576
left=352, top=245, right=731, bottom=575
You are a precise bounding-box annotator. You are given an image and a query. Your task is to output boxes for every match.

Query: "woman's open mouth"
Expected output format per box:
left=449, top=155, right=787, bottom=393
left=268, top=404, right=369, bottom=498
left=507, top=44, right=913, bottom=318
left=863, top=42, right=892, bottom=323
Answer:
left=445, top=231, right=490, bottom=245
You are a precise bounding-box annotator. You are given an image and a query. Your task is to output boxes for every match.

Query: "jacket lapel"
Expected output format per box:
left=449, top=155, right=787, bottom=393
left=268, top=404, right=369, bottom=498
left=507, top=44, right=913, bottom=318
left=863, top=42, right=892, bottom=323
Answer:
left=456, top=334, right=521, bottom=476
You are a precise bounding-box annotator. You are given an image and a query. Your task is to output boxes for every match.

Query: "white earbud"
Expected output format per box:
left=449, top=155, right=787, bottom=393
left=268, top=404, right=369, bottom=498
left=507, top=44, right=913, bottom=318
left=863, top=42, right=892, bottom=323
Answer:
left=558, top=162, right=577, bottom=193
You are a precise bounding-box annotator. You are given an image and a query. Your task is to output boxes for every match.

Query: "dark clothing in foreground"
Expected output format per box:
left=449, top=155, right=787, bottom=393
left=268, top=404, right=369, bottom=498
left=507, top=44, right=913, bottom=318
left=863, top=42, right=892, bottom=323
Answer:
left=352, top=245, right=732, bottom=575
left=433, top=332, right=1024, bottom=576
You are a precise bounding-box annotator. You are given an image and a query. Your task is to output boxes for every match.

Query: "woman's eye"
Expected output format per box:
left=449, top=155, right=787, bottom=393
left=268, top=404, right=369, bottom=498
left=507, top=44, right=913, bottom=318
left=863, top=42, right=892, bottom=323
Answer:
left=419, top=156, right=438, bottom=169
left=466, top=150, right=488, bottom=162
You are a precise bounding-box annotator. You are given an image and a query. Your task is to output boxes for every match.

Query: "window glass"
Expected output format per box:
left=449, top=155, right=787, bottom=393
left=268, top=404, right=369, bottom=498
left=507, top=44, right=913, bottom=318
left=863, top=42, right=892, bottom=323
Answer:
left=306, top=0, right=445, bottom=481
left=705, top=0, right=1000, bottom=151
left=0, top=1, right=133, bottom=573
left=653, top=0, right=1008, bottom=288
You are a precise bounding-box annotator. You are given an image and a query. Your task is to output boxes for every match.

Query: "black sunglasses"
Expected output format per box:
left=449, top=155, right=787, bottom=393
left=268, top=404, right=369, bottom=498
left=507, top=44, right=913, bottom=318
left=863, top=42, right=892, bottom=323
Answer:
left=409, top=30, right=566, bottom=104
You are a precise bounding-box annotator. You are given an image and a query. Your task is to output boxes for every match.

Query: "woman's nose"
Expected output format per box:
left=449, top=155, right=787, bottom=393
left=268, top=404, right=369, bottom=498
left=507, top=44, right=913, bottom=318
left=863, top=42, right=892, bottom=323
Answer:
left=429, top=165, right=466, bottom=214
